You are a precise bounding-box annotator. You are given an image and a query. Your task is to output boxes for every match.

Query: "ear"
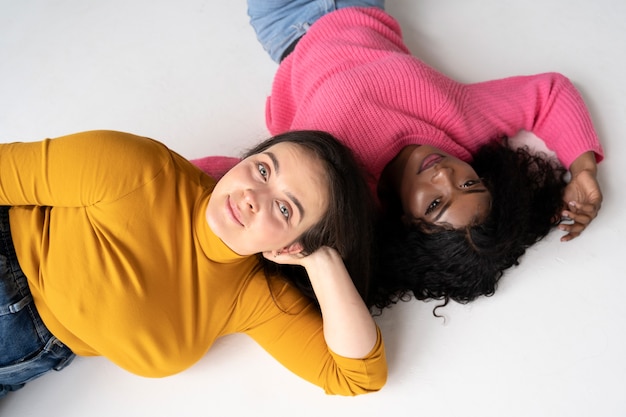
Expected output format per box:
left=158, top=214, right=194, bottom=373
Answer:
left=280, top=241, right=304, bottom=255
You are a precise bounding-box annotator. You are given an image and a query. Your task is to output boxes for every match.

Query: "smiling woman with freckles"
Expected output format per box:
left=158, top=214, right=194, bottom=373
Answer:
left=0, top=129, right=384, bottom=398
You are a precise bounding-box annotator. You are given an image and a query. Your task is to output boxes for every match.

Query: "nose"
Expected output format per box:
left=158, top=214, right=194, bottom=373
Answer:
left=431, top=165, right=455, bottom=187
left=243, top=188, right=259, bottom=212
left=242, top=188, right=270, bottom=213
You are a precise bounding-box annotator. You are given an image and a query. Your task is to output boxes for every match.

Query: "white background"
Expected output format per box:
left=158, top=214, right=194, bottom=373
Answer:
left=1, top=1, right=625, bottom=416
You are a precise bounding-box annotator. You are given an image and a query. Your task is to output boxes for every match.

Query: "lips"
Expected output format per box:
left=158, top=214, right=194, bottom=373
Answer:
left=226, top=196, right=244, bottom=226
left=419, top=154, right=443, bottom=173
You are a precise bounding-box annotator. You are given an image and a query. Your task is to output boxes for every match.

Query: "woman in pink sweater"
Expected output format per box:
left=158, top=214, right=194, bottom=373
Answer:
left=192, top=0, right=603, bottom=312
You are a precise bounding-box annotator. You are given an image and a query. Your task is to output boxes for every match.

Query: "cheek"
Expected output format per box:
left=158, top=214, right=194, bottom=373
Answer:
left=476, top=194, right=492, bottom=219
left=456, top=161, right=478, bottom=177
left=220, top=163, right=251, bottom=188
left=406, top=200, right=423, bottom=219
left=258, top=212, right=289, bottom=240
left=205, top=197, right=223, bottom=232
left=403, top=181, right=427, bottom=215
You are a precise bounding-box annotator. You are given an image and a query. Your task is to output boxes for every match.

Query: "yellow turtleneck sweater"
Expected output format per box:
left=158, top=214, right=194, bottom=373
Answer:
left=0, top=130, right=386, bottom=395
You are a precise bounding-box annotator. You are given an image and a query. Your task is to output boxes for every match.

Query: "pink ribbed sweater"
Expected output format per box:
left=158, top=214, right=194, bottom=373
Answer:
left=193, top=7, right=603, bottom=195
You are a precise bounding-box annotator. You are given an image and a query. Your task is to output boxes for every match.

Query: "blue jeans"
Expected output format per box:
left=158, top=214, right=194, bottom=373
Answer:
left=0, top=207, right=75, bottom=398
left=248, top=0, right=385, bottom=63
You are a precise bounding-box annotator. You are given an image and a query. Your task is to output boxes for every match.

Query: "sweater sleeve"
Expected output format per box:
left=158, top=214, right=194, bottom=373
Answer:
left=0, top=130, right=171, bottom=206
left=237, top=274, right=387, bottom=396
left=447, top=72, right=604, bottom=168
left=189, top=156, right=240, bottom=181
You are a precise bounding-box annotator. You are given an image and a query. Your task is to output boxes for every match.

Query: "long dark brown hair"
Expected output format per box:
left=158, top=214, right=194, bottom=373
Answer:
left=243, top=130, right=378, bottom=306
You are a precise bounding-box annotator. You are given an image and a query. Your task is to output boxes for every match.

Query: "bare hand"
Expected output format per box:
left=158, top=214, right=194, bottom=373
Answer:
left=559, top=165, right=602, bottom=241
left=262, top=248, right=306, bottom=266
left=262, top=246, right=340, bottom=269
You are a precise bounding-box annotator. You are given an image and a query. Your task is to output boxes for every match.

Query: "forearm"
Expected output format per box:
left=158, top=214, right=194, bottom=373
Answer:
left=302, top=247, right=378, bottom=358
left=464, top=73, right=603, bottom=167
left=0, top=131, right=170, bottom=207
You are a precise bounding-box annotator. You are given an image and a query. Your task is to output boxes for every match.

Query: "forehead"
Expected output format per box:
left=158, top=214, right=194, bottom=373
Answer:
left=259, top=142, right=321, bottom=171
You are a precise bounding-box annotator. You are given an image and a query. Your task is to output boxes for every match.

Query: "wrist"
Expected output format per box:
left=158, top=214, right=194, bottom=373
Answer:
left=569, top=151, right=597, bottom=177
left=301, top=246, right=341, bottom=269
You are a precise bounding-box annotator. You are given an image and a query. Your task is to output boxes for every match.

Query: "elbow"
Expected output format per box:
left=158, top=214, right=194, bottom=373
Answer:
left=324, top=347, right=388, bottom=395
left=325, top=371, right=388, bottom=396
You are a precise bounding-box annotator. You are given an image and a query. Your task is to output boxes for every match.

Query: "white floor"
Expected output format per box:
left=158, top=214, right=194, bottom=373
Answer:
left=1, top=1, right=625, bottom=416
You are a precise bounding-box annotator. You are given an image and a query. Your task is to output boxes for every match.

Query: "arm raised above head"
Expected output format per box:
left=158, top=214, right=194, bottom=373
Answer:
left=270, top=246, right=379, bottom=359
left=241, top=246, right=386, bottom=396
left=457, top=72, right=604, bottom=167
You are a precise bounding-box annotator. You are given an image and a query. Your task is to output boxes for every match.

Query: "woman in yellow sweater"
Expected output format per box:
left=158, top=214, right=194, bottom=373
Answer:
left=0, top=129, right=386, bottom=397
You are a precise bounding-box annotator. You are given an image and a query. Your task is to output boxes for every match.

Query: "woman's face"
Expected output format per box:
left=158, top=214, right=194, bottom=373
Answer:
left=400, top=145, right=491, bottom=228
left=206, top=142, right=328, bottom=256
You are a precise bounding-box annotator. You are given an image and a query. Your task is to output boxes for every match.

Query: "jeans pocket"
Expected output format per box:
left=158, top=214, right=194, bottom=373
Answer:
left=0, top=335, right=75, bottom=386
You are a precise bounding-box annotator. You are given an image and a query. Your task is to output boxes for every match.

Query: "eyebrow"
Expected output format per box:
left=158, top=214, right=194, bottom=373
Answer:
left=433, top=188, right=488, bottom=222
left=264, top=151, right=305, bottom=220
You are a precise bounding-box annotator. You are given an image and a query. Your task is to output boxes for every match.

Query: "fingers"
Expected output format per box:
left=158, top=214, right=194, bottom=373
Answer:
left=262, top=250, right=286, bottom=261
left=559, top=223, right=583, bottom=242
left=558, top=200, right=599, bottom=241
left=563, top=200, right=600, bottom=221
left=262, top=249, right=305, bottom=265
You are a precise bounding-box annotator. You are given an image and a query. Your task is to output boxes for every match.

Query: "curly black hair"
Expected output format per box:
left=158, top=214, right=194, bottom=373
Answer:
left=368, top=140, right=567, bottom=315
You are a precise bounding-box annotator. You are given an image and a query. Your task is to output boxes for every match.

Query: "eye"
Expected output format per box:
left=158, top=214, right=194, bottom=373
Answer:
left=257, top=163, right=268, bottom=179
left=425, top=198, right=441, bottom=215
left=278, top=202, right=290, bottom=219
left=461, top=179, right=481, bottom=188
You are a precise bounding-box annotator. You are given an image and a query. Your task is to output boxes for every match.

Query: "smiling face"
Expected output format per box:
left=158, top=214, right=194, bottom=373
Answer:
left=206, top=142, right=329, bottom=256
left=399, top=145, right=491, bottom=228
